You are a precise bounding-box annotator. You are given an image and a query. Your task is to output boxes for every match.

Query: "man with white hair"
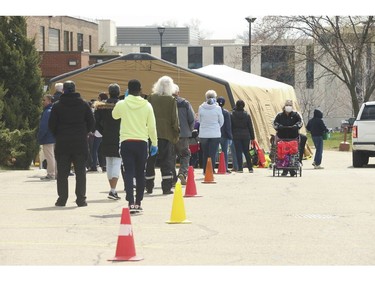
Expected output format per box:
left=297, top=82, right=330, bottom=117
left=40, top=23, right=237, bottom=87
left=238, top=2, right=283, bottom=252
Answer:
left=52, top=82, right=63, bottom=102
left=145, top=76, right=180, bottom=195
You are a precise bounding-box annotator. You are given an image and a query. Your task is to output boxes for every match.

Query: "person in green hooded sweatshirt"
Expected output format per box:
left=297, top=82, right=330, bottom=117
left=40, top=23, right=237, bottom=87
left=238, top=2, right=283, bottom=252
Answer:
left=112, top=79, right=158, bottom=214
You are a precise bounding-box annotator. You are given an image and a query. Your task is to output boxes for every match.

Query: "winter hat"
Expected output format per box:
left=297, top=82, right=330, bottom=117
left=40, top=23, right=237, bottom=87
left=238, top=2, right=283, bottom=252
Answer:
left=217, top=96, right=225, bottom=107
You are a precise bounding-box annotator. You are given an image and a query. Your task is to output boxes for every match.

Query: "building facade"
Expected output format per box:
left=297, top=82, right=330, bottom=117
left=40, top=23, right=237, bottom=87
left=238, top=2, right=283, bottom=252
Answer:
left=26, top=16, right=98, bottom=53
left=24, top=17, right=354, bottom=128
left=25, top=16, right=99, bottom=83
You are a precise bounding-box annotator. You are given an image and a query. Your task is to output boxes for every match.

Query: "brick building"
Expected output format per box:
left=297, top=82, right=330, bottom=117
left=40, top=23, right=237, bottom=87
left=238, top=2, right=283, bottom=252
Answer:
left=25, top=16, right=98, bottom=82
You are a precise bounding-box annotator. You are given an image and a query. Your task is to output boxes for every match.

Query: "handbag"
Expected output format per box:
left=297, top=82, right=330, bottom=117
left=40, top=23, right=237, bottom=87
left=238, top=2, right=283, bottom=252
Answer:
left=253, top=140, right=266, bottom=168
left=249, top=144, right=259, bottom=167
left=323, top=132, right=330, bottom=140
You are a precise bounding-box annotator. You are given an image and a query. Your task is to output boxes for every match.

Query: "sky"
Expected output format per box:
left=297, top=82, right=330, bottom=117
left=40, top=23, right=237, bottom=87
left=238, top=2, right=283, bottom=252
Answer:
left=4, top=0, right=368, bottom=40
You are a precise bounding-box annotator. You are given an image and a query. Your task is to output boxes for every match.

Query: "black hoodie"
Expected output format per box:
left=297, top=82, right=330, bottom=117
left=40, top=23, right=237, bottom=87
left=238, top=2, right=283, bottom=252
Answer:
left=231, top=109, right=255, bottom=140
left=306, top=109, right=328, bottom=137
left=49, top=92, right=95, bottom=155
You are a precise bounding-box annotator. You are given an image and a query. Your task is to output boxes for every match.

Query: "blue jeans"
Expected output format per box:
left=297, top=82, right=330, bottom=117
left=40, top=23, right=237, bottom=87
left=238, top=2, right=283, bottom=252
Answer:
left=91, top=136, right=102, bottom=169
left=312, top=136, right=323, bottom=166
left=219, top=137, right=230, bottom=171
left=230, top=140, right=238, bottom=170
left=121, top=141, right=148, bottom=205
left=233, top=138, right=252, bottom=171
left=200, top=137, right=221, bottom=173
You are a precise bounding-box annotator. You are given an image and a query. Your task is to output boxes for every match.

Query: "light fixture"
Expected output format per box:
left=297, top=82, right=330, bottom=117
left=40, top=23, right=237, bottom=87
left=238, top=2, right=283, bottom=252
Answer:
left=157, top=26, right=166, bottom=57
left=245, top=17, right=256, bottom=73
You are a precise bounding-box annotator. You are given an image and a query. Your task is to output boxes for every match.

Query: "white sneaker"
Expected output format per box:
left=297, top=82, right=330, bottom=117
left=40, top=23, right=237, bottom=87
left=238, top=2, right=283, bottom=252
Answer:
left=314, top=165, right=324, bottom=169
left=312, top=161, right=316, bottom=167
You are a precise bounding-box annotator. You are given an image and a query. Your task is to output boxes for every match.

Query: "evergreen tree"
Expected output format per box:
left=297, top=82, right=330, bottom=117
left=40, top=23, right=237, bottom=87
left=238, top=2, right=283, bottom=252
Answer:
left=0, top=16, right=43, bottom=169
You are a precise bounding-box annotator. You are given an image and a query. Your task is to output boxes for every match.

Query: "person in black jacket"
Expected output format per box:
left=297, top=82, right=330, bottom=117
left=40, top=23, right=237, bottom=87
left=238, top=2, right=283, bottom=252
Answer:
left=306, top=109, right=328, bottom=169
left=49, top=81, right=95, bottom=207
left=217, top=96, right=233, bottom=173
left=273, top=99, right=303, bottom=176
left=94, top=83, right=122, bottom=200
left=231, top=100, right=255, bottom=173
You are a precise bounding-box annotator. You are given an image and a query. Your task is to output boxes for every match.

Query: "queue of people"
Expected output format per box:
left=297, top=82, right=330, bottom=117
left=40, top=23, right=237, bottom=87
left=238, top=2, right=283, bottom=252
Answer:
left=38, top=75, right=325, bottom=211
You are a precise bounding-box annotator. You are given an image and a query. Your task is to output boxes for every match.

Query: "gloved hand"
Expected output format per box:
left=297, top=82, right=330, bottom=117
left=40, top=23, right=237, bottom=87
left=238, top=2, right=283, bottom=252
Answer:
left=150, top=145, right=158, bottom=156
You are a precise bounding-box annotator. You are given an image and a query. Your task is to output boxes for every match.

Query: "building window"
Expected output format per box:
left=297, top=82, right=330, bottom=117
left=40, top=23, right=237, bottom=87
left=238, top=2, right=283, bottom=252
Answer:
left=162, top=47, right=177, bottom=64
left=261, top=46, right=295, bottom=87
left=188, top=47, right=202, bottom=69
left=306, top=45, right=314, bottom=89
left=89, top=35, right=92, bottom=53
left=242, top=46, right=250, bottom=72
left=70, top=32, right=73, bottom=51
left=39, top=26, right=45, bottom=51
left=77, top=33, right=84, bottom=52
left=63, top=31, right=69, bottom=51
left=214, top=46, right=224, bottom=65
left=48, top=28, right=60, bottom=51
left=140, top=46, right=151, bottom=54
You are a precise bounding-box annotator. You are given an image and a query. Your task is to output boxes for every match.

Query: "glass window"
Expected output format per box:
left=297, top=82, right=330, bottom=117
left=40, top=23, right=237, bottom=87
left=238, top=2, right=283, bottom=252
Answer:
left=188, top=47, right=202, bottom=69
left=70, top=32, right=73, bottom=51
left=214, top=46, right=224, bottom=65
left=360, top=105, right=375, bottom=120
left=140, top=46, right=151, bottom=54
left=63, top=31, right=69, bottom=51
left=162, top=47, right=177, bottom=64
left=242, top=46, right=250, bottom=72
left=48, top=28, right=60, bottom=51
left=261, top=45, right=295, bottom=87
left=77, top=33, right=83, bottom=52
left=39, top=26, right=45, bottom=51
left=306, top=45, right=314, bottom=89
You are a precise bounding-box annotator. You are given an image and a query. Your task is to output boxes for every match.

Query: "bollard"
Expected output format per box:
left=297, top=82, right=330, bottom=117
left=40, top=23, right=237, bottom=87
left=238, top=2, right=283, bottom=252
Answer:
left=339, top=127, right=350, bottom=151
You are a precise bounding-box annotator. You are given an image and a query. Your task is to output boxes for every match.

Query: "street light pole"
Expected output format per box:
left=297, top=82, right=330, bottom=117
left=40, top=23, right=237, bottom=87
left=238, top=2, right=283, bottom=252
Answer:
left=245, top=17, right=256, bottom=73
left=157, top=26, right=165, bottom=59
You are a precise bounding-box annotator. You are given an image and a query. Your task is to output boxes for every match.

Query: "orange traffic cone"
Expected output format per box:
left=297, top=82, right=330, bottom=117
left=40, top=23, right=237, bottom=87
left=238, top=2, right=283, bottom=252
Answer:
left=184, top=166, right=202, bottom=197
left=202, top=157, right=216, bottom=184
left=166, top=182, right=191, bottom=224
left=217, top=151, right=227, bottom=174
left=108, top=208, right=143, bottom=261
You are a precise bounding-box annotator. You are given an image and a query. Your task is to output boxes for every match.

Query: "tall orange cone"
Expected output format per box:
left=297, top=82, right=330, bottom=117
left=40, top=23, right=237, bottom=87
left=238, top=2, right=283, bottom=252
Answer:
left=166, top=182, right=191, bottom=224
left=184, top=166, right=202, bottom=197
left=202, top=157, right=216, bottom=184
left=217, top=151, right=227, bottom=174
left=108, top=208, right=143, bottom=261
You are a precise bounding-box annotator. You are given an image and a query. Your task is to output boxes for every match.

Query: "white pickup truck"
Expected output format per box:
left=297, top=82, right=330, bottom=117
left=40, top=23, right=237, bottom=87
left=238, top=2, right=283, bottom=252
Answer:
left=352, top=101, right=375, bottom=167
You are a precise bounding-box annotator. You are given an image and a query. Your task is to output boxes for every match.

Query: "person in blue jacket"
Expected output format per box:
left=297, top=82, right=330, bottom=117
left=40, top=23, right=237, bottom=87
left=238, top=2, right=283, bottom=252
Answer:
left=37, top=94, right=56, bottom=180
left=217, top=96, right=233, bottom=173
left=306, top=109, right=329, bottom=169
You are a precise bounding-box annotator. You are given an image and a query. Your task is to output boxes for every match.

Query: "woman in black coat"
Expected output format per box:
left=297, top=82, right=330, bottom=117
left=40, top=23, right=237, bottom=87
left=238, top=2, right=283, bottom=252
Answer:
left=231, top=100, right=255, bottom=173
left=94, top=83, right=122, bottom=200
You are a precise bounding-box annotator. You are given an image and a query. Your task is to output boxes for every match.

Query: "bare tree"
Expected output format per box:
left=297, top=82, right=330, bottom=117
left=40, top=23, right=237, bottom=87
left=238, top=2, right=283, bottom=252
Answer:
left=184, top=18, right=212, bottom=41
left=254, top=16, right=375, bottom=117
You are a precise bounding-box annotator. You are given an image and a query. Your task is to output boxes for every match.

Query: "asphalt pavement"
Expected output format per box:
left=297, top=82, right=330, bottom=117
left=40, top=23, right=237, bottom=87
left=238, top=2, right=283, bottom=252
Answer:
left=1, top=150, right=375, bottom=278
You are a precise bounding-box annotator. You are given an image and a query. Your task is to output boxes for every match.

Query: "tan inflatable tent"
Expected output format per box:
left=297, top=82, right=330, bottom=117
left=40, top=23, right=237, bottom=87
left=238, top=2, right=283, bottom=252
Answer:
left=49, top=53, right=304, bottom=150
left=195, top=65, right=305, bottom=150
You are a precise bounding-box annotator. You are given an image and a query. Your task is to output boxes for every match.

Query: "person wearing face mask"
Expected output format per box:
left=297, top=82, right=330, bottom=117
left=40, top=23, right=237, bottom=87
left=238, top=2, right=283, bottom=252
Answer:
left=273, top=99, right=303, bottom=176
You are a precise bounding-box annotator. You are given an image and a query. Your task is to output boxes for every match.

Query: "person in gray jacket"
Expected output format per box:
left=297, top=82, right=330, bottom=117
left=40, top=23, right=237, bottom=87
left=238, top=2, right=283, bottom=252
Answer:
left=172, top=84, right=195, bottom=185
